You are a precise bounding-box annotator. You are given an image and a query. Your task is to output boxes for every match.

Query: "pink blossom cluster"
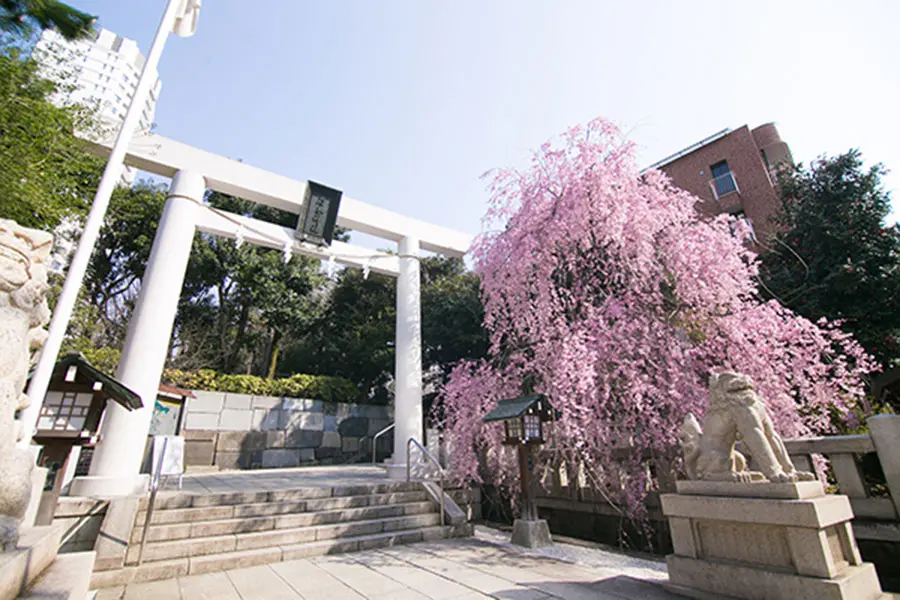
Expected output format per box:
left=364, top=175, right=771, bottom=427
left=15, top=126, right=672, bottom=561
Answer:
left=438, top=118, right=876, bottom=516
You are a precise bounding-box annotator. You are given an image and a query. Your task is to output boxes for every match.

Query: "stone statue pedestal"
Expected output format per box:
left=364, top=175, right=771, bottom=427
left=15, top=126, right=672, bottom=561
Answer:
left=0, top=525, right=61, bottom=600
left=661, top=480, right=884, bottom=600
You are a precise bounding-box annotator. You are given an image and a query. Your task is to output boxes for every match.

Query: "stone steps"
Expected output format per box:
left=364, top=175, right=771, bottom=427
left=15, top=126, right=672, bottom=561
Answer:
left=131, top=500, right=435, bottom=543
left=126, top=513, right=442, bottom=562
left=90, top=481, right=472, bottom=590
left=135, top=490, right=428, bottom=525
left=91, top=524, right=471, bottom=589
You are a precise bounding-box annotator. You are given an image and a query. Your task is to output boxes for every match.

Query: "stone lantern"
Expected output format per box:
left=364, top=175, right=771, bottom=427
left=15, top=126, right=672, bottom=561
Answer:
left=482, top=394, right=556, bottom=548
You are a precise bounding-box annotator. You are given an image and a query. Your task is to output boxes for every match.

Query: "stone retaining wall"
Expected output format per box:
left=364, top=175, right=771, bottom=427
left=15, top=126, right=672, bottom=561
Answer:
left=53, top=497, right=109, bottom=553
left=182, top=391, right=393, bottom=469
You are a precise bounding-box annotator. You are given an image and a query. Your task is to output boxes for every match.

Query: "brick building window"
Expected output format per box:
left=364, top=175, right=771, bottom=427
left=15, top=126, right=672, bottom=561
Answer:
left=710, top=160, right=739, bottom=199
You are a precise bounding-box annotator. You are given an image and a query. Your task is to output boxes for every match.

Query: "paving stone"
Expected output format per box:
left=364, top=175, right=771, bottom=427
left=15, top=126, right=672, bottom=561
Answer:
left=177, top=571, right=242, bottom=600
left=226, top=564, right=301, bottom=600
left=270, top=559, right=366, bottom=600
left=93, top=586, right=125, bottom=600
left=312, top=555, right=410, bottom=598
left=122, top=577, right=181, bottom=599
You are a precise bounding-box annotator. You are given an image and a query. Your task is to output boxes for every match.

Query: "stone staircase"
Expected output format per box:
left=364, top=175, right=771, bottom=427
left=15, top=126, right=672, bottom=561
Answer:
left=91, top=481, right=470, bottom=589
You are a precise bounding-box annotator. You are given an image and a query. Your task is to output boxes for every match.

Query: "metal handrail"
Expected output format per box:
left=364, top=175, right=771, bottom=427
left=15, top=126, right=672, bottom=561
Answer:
left=406, top=437, right=445, bottom=527
left=371, top=423, right=394, bottom=465
left=136, top=436, right=168, bottom=566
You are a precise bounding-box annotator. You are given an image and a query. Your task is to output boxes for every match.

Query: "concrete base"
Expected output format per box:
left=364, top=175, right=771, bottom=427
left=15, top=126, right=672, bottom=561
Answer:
left=68, top=474, right=149, bottom=498
left=675, top=479, right=825, bottom=500
left=662, top=489, right=883, bottom=600
left=666, top=556, right=882, bottom=600
left=0, top=525, right=61, bottom=600
left=511, top=519, right=552, bottom=548
left=18, top=550, right=95, bottom=600
left=384, top=463, right=408, bottom=481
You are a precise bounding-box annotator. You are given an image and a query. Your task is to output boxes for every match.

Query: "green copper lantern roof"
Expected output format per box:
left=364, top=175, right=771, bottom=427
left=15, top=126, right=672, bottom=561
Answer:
left=482, top=394, right=557, bottom=422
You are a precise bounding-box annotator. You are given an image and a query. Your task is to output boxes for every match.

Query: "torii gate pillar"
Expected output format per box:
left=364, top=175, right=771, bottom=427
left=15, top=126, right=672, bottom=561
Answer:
left=70, top=170, right=204, bottom=497
left=386, top=236, right=423, bottom=479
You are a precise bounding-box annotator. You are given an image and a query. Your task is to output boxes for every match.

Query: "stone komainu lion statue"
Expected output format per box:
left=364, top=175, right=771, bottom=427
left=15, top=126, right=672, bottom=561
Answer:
left=680, top=371, right=816, bottom=484
left=0, top=219, right=53, bottom=551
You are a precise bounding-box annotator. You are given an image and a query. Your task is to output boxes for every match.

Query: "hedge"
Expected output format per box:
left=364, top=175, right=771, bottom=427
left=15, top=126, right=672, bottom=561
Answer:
left=162, top=369, right=360, bottom=404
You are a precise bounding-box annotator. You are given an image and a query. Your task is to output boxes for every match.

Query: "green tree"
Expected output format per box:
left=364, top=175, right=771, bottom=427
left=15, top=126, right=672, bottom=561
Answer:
left=421, top=256, right=488, bottom=384
left=284, top=268, right=397, bottom=403
left=82, top=182, right=169, bottom=344
left=760, top=150, right=900, bottom=366
left=0, top=43, right=103, bottom=230
left=1, top=0, right=94, bottom=40
left=283, top=256, right=488, bottom=404
left=175, top=192, right=324, bottom=376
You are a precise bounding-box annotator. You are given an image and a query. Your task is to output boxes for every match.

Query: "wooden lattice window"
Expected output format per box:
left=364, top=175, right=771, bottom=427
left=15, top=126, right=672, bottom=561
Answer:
left=38, top=391, right=91, bottom=431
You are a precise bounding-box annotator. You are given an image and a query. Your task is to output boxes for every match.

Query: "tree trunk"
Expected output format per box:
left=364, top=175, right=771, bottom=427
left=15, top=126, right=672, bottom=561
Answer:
left=226, top=301, right=250, bottom=373
left=266, top=328, right=282, bottom=380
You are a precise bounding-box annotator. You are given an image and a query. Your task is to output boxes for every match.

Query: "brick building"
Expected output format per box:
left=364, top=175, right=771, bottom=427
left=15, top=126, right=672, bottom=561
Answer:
left=647, top=123, right=793, bottom=242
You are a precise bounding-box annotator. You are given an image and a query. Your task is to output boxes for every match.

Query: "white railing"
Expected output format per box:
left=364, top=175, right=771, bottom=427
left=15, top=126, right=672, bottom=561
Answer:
left=709, top=171, right=739, bottom=200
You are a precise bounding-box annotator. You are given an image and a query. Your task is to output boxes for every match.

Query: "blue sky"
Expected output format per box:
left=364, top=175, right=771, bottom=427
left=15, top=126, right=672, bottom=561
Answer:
left=69, top=1, right=900, bottom=239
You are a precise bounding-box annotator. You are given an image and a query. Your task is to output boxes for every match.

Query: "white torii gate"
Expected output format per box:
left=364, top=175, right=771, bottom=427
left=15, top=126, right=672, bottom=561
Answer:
left=67, top=133, right=471, bottom=497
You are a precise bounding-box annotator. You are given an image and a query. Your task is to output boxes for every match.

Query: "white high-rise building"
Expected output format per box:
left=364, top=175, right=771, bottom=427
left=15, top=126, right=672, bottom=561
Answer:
left=33, top=28, right=162, bottom=185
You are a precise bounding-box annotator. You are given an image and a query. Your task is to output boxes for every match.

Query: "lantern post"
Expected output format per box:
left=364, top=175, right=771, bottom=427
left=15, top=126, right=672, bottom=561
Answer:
left=482, top=394, right=556, bottom=548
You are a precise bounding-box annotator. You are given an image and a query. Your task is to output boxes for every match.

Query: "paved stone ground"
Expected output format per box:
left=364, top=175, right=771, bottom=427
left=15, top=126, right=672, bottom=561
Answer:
left=158, top=465, right=391, bottom=493
left=90, top=533, right=677, bottom=599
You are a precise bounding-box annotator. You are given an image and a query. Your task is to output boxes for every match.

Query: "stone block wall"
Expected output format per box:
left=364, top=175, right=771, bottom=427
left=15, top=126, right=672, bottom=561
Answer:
left=182, top=391, right=393, bottom=470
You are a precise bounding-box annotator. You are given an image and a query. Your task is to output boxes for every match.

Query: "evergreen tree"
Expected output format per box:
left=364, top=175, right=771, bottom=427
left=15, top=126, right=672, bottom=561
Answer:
left=0, top=0, right=94, bottom=41
left=760, top=151, right=900, bottom=367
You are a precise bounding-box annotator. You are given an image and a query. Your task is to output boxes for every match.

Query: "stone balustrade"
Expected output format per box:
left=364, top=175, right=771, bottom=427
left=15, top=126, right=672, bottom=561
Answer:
left=780, top=415, right=900, bottom=539
left=529, top=414, right=900, bottom=590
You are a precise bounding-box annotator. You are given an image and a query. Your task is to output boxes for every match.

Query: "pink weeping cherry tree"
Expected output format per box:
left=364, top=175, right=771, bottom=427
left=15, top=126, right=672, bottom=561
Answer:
left=436, top=118, right=876, bottom=520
